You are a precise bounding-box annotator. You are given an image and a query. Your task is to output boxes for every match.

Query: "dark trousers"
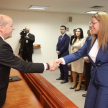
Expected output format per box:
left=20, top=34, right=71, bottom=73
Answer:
left=0, top=88, right=7, bottom=108
left=84, top=62, right=91, bottom=90
left=85, top=81, right=108, bottom=108
left=59, top=64, right=68, bottom=81
left=22, top=53, right=33, bottom=62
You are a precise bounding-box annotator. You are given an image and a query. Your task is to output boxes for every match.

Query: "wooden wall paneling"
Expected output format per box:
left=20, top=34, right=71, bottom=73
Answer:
left=30, top=74, right=61, bottom=107
left=23, top=73, right=63, bottom=107
left=24, top=73, right=42, bottom=101
left=20, top=72, right=78, bottom=108
left=33, top=73, right=78, bottom=108
left=41, top=95, right=56, bottom=108
left=24, top=73, right=56, bottom=107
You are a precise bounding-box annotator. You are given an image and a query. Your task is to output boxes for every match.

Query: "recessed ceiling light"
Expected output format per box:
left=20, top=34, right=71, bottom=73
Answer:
left=29, top=5, right=49, bottom=10
left=86, top=11, right=98, bottom=14
left=86, top=11, right=106, bottom=14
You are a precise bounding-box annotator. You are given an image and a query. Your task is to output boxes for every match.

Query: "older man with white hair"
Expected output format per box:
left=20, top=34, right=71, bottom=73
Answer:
left=0, top=14, right=58, bottom=107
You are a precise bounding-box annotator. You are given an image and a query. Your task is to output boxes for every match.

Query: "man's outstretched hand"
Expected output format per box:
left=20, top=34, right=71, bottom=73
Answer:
left=48, top=59, right=63, bottom=71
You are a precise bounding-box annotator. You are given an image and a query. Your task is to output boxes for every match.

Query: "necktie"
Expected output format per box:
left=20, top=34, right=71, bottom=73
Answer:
left=61, top=36, right=63, bottom=40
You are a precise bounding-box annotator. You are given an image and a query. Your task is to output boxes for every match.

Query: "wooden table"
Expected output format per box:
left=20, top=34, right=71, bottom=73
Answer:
left=2, top=68, right=42, bottom=108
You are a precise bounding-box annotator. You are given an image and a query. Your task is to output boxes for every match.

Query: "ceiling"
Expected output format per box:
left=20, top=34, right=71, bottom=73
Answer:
left=0, top=0, right=108, bottom=14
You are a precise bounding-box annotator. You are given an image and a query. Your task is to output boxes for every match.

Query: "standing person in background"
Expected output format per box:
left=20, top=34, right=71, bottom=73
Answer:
left=82, top=30, right=92, bottom=97
left=18, top=28, right=26, bottom=57
left=86, top=30, right=92, bottom=39
left=70, top=28, right=86, bottom=91
left=19, top=27, right=35, bottom=62
left=56, top=25, right=70, bottom=84
left=70, top=29, right=76, bottom=46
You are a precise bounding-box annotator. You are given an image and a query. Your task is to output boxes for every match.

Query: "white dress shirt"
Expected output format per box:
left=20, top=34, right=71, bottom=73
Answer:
left=89, top=39, right=99, bottom=63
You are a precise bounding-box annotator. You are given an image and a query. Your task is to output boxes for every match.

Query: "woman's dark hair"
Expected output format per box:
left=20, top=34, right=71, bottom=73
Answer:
left=72, top=28, right=84, bottom=45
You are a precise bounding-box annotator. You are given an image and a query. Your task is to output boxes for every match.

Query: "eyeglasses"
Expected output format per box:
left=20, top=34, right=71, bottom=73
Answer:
left=89, top=21, right=99, bottom=25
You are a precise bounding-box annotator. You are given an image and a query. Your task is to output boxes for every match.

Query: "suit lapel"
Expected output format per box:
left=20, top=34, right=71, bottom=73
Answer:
left=58, top=36, right=62, bottom=44
left=87, top=37, right=97, bottom=66
left=88, top=55, right=96, bottom=66
left=58, top=34, right=66, bottom=44
left=87, top=36, right=96, bottom=53
left=87, top=36, right=106, bottom=65
left=95, top=45, right=106, bottom=63
left=61, top=34, right=65, bottom=41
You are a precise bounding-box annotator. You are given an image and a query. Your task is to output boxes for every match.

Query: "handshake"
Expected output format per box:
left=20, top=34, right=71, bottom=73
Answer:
left=48, top=58, right=64, bottom=71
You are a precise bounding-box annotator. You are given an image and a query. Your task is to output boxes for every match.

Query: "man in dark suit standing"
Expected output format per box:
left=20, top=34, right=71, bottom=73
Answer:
left=19, top=27, right=35, bottom=62
left=70, top=29, right=76, bottom=46
left=0, top=14, right=58, bottom=108
left=56, top=25, right=70, bottom=84
left=82, top=29, right=92, bottom=97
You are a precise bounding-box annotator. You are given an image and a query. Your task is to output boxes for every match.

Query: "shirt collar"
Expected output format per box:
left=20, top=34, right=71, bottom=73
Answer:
left=27, top=33, right=29, bottom=36
left=62, top=33, right=65, bottom=37
left=0, top=35, right=5, bottom=41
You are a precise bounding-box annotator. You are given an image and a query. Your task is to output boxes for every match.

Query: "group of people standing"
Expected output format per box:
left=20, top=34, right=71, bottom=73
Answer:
left=56, top=26, right=91, bottom=91
left=56, top=11, right=108, bottom=108
left=1, top=11, right=108, bottom=108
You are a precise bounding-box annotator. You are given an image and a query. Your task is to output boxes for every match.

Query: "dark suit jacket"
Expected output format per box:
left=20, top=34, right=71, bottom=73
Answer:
left=70, top=35, right=76, bottom=45
left=63, top=36, right=108, bottom=87
left=56, top=34, right=70, bottom=58
left=0, top=37, right=44, bottom=107
left=23, top=33, right=35, bottom=54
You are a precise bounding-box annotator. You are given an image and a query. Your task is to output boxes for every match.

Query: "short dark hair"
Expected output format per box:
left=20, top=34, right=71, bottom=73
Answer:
left=60, top=25, right=66, bottom=30
left=73, top=29, right=76, bottom=31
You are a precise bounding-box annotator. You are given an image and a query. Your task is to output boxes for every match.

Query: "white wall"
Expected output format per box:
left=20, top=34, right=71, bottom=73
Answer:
left=0, top=9, right=92, bottom=63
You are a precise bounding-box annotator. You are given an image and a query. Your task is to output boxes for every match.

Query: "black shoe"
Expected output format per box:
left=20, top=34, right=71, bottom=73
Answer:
left=75, top=86, right=81, bottom=91
left=61, top=80, right=68, bottom=84
left=56, top=77, right=64, bottom=80
left=70, top=84, right=77, bottom=89
left=82, top=94, right=86, bottom=97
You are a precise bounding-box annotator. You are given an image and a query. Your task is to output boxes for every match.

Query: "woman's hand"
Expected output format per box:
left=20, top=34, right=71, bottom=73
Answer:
left=84, top=57, right=90, bottom=63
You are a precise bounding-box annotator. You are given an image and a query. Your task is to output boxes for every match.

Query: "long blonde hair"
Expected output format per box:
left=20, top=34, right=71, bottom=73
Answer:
left=91, top=12, right=108, bottom=52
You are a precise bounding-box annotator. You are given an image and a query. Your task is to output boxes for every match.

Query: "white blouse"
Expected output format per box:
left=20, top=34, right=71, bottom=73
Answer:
left=89, top=39, right=99, bottom=63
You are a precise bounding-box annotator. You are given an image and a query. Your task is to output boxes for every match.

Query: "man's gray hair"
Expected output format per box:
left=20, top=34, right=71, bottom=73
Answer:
left=0, top=15, right=7, bottom=26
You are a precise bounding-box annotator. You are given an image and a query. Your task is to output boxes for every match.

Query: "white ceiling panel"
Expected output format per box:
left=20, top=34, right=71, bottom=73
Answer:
left=0, top=0, right=107, bottom=14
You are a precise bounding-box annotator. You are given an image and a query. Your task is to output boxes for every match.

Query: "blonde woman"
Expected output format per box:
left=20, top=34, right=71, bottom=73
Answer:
left=56, top=11, right=108, bottom=108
